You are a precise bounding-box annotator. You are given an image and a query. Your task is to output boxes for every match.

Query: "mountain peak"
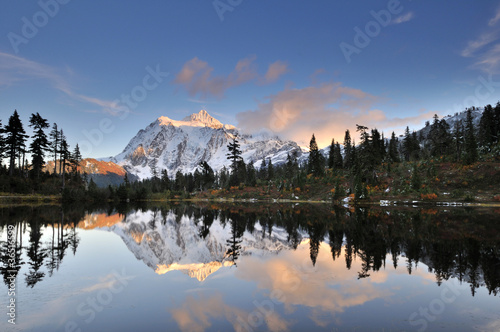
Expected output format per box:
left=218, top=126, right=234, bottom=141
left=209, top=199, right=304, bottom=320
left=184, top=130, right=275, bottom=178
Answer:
left=157, top=110, right=224, bottom=129
left=182, top=110, right=223, bottom=129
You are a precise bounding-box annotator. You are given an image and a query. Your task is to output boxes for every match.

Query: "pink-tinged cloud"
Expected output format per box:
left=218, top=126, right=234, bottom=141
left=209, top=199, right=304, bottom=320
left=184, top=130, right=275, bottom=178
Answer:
left=236, top=82, right=435, bottom=148
left=170, top=292, right=291, bottom=332
left=472, top=43, right=500, bottom=73
left=175, top=56, right=290, bottom=98
left=262, top=61, right=289, bottom=84
left=174, top=56, right=258, bottom=98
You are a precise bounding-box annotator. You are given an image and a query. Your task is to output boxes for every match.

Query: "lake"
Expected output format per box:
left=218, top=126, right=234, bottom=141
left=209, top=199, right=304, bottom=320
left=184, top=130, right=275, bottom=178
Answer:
left=1, top=203, right=499, bottom=332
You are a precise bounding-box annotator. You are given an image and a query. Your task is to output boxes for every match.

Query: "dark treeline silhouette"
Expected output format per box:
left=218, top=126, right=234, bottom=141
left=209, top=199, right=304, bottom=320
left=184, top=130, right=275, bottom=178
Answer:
left=2, top=102, right=499, bottom=201
left=0, top=110, right=83, bottom=195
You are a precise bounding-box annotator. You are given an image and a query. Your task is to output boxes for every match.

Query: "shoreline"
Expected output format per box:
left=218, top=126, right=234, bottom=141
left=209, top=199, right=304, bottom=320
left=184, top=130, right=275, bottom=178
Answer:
left=2, top=193, right=500, bottom=208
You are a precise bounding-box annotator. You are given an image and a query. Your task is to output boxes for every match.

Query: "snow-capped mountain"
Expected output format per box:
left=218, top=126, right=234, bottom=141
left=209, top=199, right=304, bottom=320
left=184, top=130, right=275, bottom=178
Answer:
left=108, top=110, right=303, bottom=180
left=82, top=210, right=299, bottom=281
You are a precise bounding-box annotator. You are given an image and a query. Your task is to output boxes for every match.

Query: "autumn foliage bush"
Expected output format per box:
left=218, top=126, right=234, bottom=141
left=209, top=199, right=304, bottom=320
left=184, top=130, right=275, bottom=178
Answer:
left=421, top=193, right=438, bottom=200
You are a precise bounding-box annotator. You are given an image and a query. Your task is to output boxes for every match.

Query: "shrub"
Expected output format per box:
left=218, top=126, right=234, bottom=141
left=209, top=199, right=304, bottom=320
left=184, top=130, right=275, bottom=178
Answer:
left=421, top=193, right=438, bottom=200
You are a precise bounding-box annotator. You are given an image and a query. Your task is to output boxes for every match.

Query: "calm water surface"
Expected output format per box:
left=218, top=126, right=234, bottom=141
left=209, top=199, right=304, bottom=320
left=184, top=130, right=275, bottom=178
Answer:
left=0, top=203, right=499, bottom=332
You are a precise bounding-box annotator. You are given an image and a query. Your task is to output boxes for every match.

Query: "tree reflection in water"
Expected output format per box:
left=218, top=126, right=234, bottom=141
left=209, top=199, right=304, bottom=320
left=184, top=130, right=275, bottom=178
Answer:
left=0, top=203, right=498, bottom=296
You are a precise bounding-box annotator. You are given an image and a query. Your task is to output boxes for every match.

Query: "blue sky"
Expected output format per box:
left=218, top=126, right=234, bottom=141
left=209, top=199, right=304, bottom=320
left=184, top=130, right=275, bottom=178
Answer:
left=1, top=0, right=500, bottom=157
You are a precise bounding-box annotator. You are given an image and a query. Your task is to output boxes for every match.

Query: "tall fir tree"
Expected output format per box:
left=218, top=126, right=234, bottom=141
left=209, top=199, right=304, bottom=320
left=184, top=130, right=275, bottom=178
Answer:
left=452, top=120, right=463, bottom=162
left=388, top=131, right=400, bottom=163
left=70, top=144, right=82, bottom=174
left=343, top=129, right=352, bottom=169
left=327, top=138, right=336, bottom=169
left=29, top=113, right=50, bottom=179
left=267, top=158, right=274, bottom=180
left=334, top=142, right=343, bottom=169
left=245, top=162, right=257, bottom=186
left=464, top=108, right=478, bottom=164
left=371, top=128, right=384, bottom=165
left=5, top=110, right=28, bottom=176
left=479, top=104, right=495, bottom=147
left=307, top=134, right=324, bottom=176
left=494, top=102, right=500, bottom=144
left=226, top=135, right=244, bottom=185
left=49, top=123, right=60, bottom=174
left=259, top=157, right=267, bottom=180
left=226, top=135, right=243, bottom=172
left=402, top=126, right=412, bottom=161
left=58, top=130, right=70, bottom=187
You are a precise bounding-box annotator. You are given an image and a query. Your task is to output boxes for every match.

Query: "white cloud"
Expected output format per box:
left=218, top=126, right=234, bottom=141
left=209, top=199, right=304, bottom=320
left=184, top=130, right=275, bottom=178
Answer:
left=461, top=7, right=500, bottom=73
left=461, top=31, right=499, bottom=57
left=489, top=7, right=500, bottom=26
left=0, top=51, right=123, bottom=116
left=391, top=12, right=414, bottom=25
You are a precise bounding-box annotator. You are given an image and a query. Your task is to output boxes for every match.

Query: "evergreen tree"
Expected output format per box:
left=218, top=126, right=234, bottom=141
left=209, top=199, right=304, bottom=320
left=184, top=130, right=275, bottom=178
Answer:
left=284, top=153, right=294, bottom=179
left=160, top=169, right=170, bottom=191
left=327, top=138, right=335, bottom=169
left=246, top=162, right=257, bottom=186
left=356, top=124, right=373, bottom=168
left=174, top=170, right=184, bottom=191
left=307, top=134, right=324, bottom=176
left=411, top=131, right=420, bottom=160
left=267, top=158, right=274, bottom=180
left=70, top=144, right=82, bottom=174
left=199, top=161, right=215, bottom=190
left=428, top=115, right=451, bottom=157
left=343, top=129, right=352, bottom=169
left=464, top=108, right=478, bottom=164
left=59, top=133, right=70, bottom=188
left=226, top=135, right=243, bottom=172
left=226, top=135, right=244, bottom=185
left=494, top=102, right=500, bottom=144
left=259, top=157, right=267, bottom=180
left=388, top=131, right=400, bottom=163
left=5, top=110, right=28, bottom=176
left=479, top=104, right=495, bottom=147
left=371, top=128, right=384, bottom=165
left=452, top=120, right=464, bottom=162
left=29, top=113, right=50, bottom=179
left=49, top=123, right=60, bottom=174
left=334, top=142, right=343, bottom=169
left=403, top=127, right=420, bottom=161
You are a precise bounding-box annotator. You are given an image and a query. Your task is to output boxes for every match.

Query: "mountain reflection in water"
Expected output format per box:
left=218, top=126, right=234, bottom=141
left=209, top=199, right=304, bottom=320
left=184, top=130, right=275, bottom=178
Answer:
left=1, top=203, right=499, bottom=331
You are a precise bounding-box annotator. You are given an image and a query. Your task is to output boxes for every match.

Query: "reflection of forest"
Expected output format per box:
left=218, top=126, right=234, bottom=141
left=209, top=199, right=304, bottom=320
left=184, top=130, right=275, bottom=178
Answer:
left=0, top=205, right=83, bottom=288
left=1, top=203, right=499, bottom=297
